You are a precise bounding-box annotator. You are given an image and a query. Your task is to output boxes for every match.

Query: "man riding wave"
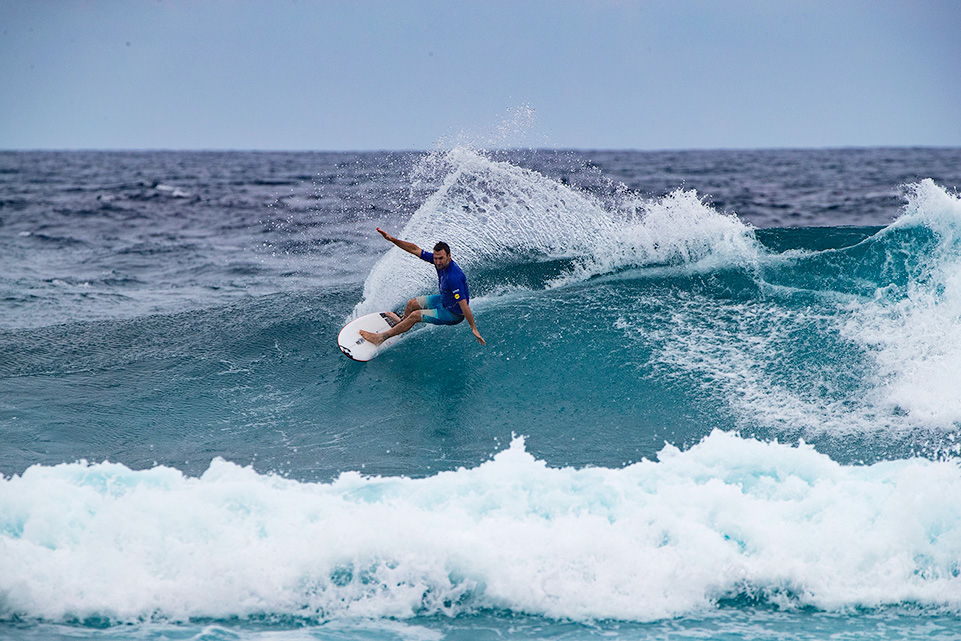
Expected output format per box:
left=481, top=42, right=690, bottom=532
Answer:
left=359, top=227, right=485, bottom=346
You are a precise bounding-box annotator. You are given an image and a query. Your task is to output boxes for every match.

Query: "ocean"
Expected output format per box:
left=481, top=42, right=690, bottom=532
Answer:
left=2, top=147, right=961, bottom=640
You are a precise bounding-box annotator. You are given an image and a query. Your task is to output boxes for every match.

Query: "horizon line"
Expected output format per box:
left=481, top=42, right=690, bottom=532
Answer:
left=2, top=144, right=959, bottom=154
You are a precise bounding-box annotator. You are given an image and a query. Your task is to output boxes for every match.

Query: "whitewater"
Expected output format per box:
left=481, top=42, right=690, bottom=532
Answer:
left=4, top=431, right=961, bottom=625
left=2, top=147, right=961, bottom=640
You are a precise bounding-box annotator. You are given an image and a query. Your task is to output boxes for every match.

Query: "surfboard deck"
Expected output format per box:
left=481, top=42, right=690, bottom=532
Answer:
left=337, top=312, right=401, bottom=361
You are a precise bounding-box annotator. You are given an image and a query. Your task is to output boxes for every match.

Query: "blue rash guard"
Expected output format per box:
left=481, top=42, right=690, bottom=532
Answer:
left=420, top=250, right=469, bottom=314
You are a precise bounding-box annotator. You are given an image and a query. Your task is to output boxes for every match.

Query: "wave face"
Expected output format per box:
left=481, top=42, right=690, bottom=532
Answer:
left=3, top=431, right=961, bottom=625
left=2, top=149, right=961, bottom=638
left=629, top=179, right=961, bottom=447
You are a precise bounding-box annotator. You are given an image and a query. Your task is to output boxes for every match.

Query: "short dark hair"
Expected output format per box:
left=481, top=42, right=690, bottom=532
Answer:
left=433, top=241, right=451, bottom=255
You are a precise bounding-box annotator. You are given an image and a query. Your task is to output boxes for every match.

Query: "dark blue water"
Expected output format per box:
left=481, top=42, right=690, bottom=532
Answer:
left=2, top=148, right=961, bottom=640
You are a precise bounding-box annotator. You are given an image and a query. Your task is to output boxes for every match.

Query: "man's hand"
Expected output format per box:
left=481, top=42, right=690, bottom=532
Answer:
left=459, top=299, right=486, bottom=346
left=376, top=227, right=421, bottom=256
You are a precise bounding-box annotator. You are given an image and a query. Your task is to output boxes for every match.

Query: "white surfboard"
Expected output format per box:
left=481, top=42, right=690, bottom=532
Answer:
left=337, top=312, right=402, bottom=361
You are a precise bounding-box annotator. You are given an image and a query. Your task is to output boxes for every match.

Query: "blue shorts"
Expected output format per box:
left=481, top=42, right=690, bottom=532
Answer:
left=417, top=295, right=464, bottom=326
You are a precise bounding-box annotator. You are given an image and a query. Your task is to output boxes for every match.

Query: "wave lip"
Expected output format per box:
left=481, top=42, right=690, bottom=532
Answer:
left=3, top=431, right=961, bottom=625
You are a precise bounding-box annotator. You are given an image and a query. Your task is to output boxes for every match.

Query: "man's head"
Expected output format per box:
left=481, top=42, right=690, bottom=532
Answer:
left=433, top=241, right=451, bottom=269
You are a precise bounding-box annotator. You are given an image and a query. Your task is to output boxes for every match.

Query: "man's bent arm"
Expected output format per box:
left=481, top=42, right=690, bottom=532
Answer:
left=458, top=300, right=485, bottom=345
left=376, top=227, right=422, bottom=257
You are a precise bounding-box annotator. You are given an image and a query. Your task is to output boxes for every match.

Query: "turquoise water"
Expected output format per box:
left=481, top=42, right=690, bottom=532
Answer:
left=2, top=149, right=961, bottom=639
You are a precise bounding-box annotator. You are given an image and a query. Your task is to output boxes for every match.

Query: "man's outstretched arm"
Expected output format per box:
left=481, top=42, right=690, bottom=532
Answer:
left=458, top=300, right=486, bottom=345
left=377, top=227, right=422, bottom=257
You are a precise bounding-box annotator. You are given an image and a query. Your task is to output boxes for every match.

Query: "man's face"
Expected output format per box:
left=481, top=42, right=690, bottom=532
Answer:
left=433, top=249, right=451, bottom=269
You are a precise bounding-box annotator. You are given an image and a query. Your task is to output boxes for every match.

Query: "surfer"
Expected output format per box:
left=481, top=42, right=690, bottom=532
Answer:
left=359, top=228, right=486, bottom=346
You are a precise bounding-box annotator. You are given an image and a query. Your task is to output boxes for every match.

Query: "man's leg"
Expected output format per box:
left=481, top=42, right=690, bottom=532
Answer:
left=403, top=296, right=426, bottom=319
left=385, top=297, right=426, bottom=324
left=359, top=310, right=422, bottom=345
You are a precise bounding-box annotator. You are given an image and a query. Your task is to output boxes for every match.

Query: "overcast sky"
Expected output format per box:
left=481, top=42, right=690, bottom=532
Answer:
left=2, top=0, right=959, bottom=151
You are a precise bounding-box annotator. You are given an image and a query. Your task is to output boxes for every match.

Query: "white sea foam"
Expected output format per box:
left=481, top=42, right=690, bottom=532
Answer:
left=840, top=180, right=961, bottom=426
left=640, top=295, right=861, bottom=435
left=553, top=187, right=761, bottom=287
left=355, top=148, right=759, bottom=317
left=3, top=431, right=961, bottom=624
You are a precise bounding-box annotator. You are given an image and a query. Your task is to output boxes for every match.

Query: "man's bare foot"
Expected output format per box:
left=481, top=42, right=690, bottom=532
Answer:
left=359, top=329, right=385, bottom=345
left=385, top=311, right=401, bottom=323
